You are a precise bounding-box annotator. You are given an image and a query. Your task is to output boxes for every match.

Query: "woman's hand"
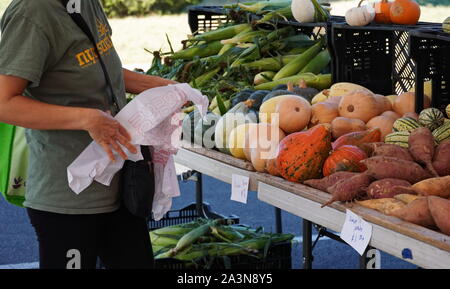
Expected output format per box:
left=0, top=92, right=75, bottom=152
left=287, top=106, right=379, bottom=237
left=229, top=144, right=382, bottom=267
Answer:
left=83, top=109, right=137, bottom=162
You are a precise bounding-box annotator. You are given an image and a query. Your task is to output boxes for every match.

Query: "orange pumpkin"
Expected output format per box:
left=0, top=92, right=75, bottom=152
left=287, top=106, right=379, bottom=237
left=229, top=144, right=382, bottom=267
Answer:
left=374, top=0, right=392, bottom=24
left=266, top=156, right=280, bottom=176
left=390, top=0, right=420, bottom=25
left=332, top=127, right=382, bottom=150
left=276, top=124, right=332, bottom=182
left=323, top=145, right=368, bottom=176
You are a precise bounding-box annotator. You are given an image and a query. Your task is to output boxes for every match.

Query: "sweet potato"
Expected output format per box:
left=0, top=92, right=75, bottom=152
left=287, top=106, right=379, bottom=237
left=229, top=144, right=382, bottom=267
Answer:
left=390, top=197, right=436, bottom=228
left=399, top=176, right=450, bottom=198
left=322, top=173, right=371, bottom=207
left=357, top=142, right=385, bottom=157
left=362, top=156, right=432, bottom=184
left=303, top=171, right=359, bottom=191
left=408, top=127, right=439, bottom=177
left=428, top=196, right=450, bottom=236
left=366, top=179, right=412, bottom=199
left=357, top=198, right=406, bottom=215
left=372, top=144, right=414, bottom=162
left=432, top=140, right=450, bottom=177
left=332, top=128, right=381, bottom=150
left=394, top=194, right=420, bottom=204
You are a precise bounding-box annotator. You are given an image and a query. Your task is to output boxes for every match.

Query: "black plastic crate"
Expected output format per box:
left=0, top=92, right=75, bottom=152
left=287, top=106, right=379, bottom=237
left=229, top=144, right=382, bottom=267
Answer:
left=149, top=202, right=239, bottom=230
left=331, top=22, right=440, bottom=95
left=151, top=203, right=292, bottom=269
left=410, top=28, right=450, bottom=112
left=188, top=6, right=237, bottom=35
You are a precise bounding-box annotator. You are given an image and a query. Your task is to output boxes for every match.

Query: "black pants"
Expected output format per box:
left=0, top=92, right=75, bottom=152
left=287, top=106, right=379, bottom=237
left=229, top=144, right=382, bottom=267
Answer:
left=27, top=206, right=154, bottom=269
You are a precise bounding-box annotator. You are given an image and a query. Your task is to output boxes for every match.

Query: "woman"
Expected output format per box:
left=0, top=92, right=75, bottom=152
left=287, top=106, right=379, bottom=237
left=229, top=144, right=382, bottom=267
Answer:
left=0, top=0, right=176, bottom=269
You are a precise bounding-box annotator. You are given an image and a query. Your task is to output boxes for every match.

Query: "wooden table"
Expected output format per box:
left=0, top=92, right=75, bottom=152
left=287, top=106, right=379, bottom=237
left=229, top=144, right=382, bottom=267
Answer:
left=256, top=173, right=450, bottom=269
left=174, top=146, right=450, bottom=269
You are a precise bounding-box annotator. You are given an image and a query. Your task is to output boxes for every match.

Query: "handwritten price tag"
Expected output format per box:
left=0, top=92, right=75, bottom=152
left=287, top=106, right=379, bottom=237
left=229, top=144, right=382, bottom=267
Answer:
left=340, top=210, right=373, bottom=255
left=231, top=174, right=249, bottom=204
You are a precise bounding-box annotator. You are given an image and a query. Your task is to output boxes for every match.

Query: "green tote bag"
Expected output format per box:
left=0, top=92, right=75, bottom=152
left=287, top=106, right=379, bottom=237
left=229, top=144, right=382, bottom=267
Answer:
left=0, top=123, right=28, bottom=207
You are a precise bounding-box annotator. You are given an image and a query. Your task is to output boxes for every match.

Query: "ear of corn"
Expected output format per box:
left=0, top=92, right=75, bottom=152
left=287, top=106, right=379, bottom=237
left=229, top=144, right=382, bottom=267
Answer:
left=218, top=26, right=253, bottom=55
left=255, top=73, right=332, bottom=90
left=221, top=29, right=271, bottom=45
left=272, top=39, right=324, bottom=81
left=169, top=41, right=224, bottom=60
left=190, top=23, right=252, bottom=42
left=256, top=6, right=293, bottom=24
left=243, top=55, right=297, bottom=71
left=190, top=67, right=221, bottom=88
left=299, top=49, right=331, bottom=74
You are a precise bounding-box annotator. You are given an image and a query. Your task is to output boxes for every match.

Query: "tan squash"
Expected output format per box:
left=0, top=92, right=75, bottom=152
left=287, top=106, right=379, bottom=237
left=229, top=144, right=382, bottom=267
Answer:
left=275, top=95, right=312, bottom=133
left=403, top=111, right=419, bottom=121
left=242, top=123, right=260, bottom=161
left=366, top=115, right=396, bottom=140
left=247, top=123, right=286, bottom=172
left=393, top=92, right=430, bottom=116
left=381, top=110, right=401, bottom=120
left=326, top=95, right=343, bottom=105
left=310, top=102, right=339, bottom=126
left=331, top=117, right=366, bottom=139
left=338, top=90, right=379, bottom=123
left=374, top=94, right=393, bottom=114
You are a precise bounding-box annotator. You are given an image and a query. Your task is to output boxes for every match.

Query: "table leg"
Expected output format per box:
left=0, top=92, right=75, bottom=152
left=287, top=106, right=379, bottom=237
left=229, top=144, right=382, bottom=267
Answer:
left=302, top=219, right=313, bottom=269
left=195, top=171, right=207, bottom=218
left=275, top=207, right=283, bottom=233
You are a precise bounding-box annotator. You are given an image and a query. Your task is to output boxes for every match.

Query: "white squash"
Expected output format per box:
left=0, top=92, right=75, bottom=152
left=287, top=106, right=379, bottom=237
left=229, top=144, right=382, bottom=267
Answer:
left=292, top=0, right=315, bottom=23
left=345, top=0, right=376, bottom=26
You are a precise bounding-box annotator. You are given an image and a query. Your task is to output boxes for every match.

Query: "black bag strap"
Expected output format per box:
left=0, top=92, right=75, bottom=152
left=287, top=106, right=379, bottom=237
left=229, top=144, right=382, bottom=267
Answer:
left=61, top=0, right=119, bottom=112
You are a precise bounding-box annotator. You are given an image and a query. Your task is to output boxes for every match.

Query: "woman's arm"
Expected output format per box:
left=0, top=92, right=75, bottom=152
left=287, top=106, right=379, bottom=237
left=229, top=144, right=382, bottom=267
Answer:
left=0, top=75, right=136, bottom=161
left=123, top=68, right=177, bottom=94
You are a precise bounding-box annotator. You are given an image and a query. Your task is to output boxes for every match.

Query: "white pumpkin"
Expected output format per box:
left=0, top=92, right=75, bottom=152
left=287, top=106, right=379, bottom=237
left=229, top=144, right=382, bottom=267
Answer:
left=345, top=0, right=376, bottom=26
left=292, top=0, right=316, bottom=23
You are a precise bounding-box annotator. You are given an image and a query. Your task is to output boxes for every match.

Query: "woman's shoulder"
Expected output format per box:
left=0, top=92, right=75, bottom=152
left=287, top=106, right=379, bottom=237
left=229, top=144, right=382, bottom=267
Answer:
left=1, top=0, right=67, bottom=33
left=2, top=0, right=64, bottom=24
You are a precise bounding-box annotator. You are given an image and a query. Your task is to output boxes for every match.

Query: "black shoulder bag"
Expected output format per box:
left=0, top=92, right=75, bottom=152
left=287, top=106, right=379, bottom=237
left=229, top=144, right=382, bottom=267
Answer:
left=61, top=0, right=155, bottom=219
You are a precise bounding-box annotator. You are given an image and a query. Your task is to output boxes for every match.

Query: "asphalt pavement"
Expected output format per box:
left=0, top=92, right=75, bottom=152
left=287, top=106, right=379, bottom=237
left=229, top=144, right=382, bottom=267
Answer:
left=0, top=174, right=417, bottom=269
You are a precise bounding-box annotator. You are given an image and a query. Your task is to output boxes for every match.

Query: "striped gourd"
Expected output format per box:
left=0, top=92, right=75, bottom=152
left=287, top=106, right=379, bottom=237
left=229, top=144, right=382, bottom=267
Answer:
left=392, top=117, right=421, bottom=133
left=385, top=131, right=410, bottom=148
left=432, top=122, right=450, bottom=144
left=419, top=108, right=445, bottom=131
left=444, top=17, right=450, bottom=33
left=446, top=104, right=450, bottom=118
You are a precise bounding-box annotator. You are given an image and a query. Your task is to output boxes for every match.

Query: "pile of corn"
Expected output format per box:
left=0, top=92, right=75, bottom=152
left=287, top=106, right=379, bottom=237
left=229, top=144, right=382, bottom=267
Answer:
left=145, top=1, right=332, bottom=114
left=151, top=218, right=294, bottom=267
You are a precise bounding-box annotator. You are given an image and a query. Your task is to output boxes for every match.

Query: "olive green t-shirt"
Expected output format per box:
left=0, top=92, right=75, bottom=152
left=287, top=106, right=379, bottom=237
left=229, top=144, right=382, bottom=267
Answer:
left=0, top=0, right=127, bottom=214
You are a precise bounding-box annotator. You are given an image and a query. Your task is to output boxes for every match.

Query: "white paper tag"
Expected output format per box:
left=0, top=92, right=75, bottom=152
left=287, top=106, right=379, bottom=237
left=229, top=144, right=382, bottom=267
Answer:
left=340, top=209, right=373, bottom=256
left=231, top=174, right=249, bottom=204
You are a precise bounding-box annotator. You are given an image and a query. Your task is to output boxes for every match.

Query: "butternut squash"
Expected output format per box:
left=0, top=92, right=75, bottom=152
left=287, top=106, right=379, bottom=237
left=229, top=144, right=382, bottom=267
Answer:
left=393, top=92, right=430, bottom=116
left=366, top=115, right=396, bottom=140
left=276, top=95, right=312, bottom=133
left=310, top=102, right=339, bottom=126
left=331, top=117, right=366, bottom=139
left=374, top=94, right=393, bottom=114
left=381, top=110, right=401, bottom=120
left=338, top=90, right=379, bottom=123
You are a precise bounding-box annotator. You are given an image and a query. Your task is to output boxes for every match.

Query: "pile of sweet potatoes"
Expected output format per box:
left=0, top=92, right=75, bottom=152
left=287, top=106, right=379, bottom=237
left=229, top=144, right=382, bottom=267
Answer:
left=302, top=127, right=450, bottom=236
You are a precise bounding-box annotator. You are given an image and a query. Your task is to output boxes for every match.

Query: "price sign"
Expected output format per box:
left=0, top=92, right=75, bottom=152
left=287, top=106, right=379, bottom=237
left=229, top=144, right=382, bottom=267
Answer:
left=231, top=174, right=249, bottom=204
left=340, top=209, right=373, bottom=255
